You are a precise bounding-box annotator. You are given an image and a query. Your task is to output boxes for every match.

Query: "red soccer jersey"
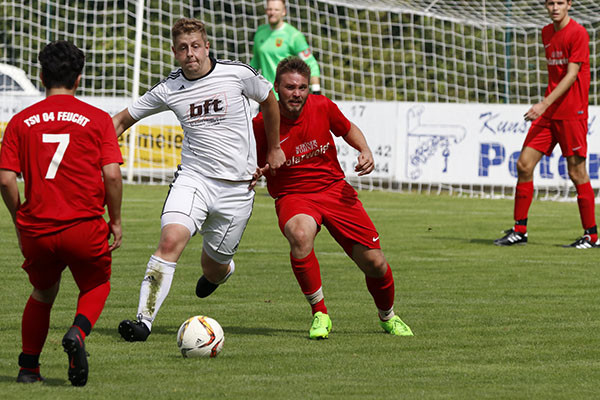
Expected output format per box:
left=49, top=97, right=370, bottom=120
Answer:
left=0, top=95, right=123, bottom=236
left=253, top=94, right=351, bottom=198
left=541, top=18, right=590, bottom=120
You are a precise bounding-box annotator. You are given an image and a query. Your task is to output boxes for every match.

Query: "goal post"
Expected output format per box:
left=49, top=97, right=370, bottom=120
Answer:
left=1, top=0, right=599, bottom=197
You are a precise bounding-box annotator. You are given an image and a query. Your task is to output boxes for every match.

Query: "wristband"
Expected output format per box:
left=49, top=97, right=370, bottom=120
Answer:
left=311, top=84, right=321, bottom=94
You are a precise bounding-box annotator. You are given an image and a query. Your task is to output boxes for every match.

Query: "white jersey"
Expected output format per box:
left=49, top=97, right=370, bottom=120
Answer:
left=129, top=57, right=272, bottom=181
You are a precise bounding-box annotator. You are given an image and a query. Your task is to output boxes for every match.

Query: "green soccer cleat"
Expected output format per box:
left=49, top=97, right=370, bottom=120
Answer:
left=380, top=315, right=414, bottom=336
left=309, top=312, right=332, bottom=340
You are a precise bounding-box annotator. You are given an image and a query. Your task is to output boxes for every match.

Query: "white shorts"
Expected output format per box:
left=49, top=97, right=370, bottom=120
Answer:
left=161, top=168, right=254, bottom=264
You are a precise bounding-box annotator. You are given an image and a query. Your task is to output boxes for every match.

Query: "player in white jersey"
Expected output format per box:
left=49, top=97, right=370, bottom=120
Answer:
left=112, top=18, right=285, bottom=342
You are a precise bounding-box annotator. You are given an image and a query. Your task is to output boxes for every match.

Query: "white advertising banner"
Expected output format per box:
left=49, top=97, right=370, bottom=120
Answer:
left=335, top=102, right=398, bottom=180
left=335, top=102, right=600, bottom=187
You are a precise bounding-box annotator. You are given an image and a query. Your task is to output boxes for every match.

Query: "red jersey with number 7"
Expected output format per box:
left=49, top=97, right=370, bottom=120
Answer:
left=253, top=94, right=351, bottom=199
left=541, top=18, right=590, bottom=120
left=0, top=95, right=123, bottom=236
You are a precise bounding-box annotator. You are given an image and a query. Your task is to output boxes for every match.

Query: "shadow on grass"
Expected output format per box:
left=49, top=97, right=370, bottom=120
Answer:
left=223, top=325, right=305, bottom=336
left=92, top=325, right=176, bottom=339
left=469, top=238, right=539, bottom=246
left=469, top=238, right=496, bottom=245
left=0, top=375, right=66, bottom=386
left=91, top=325, right=304, bottom=339
left=471, top=237, right=577, bottom=248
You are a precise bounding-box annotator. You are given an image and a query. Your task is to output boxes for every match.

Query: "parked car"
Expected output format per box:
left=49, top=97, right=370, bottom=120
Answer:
left=0, top=63, right=40, bottom=95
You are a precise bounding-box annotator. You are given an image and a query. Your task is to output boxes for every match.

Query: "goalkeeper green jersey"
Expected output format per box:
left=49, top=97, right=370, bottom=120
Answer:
left=250, top=22, right=320, bottom=87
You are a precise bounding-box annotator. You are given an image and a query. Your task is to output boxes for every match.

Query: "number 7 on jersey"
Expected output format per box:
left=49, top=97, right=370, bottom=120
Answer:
left=42, top=133, right=70, bottom=179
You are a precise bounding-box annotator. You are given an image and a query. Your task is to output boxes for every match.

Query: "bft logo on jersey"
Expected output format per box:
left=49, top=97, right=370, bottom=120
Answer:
left=189, top=93, right=228, bottom=118
left=187, top=93, right=228, bottom=127
left=190, top=98, right=223, bottom=117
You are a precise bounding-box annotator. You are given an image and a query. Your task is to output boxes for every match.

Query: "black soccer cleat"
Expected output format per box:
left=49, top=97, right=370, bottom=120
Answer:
left=563, top=235, right=600, bottom=249
left=62, top=327, right=88, bottom=387
left=494, top=228, right=527, bottom=246
left=118, top=319, right=151, bottom=342
left=16, top=369, right=44, bottom=383
left=195, top=275, right=219, bottom=298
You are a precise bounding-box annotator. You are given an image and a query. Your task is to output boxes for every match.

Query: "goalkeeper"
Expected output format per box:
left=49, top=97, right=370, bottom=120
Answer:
left=250, top=0, right=321, bottom=95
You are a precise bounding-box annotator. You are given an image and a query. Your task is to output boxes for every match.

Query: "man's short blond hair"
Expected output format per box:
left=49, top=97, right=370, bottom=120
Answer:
left=171, top=18, right=208, bottom=44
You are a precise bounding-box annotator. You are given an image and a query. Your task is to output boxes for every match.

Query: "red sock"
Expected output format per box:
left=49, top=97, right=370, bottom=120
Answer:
left=21, top=296, right=53, bottom=355
left=75, top=280, right=111, bottom=339
left=365, top=264, right=395, bottom=312
left=513, top=181, right=534, bottom=233
left=576, top=182, right=597, bottom=241
left=290, top=250, right=327, bottom=315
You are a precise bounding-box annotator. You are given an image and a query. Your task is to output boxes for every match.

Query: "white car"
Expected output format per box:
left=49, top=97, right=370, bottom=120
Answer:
left=0, top=63, right=40, bottom=95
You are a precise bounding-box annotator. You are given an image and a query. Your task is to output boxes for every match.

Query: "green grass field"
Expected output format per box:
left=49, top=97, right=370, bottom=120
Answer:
left=1, top=185, right=600, bottom=399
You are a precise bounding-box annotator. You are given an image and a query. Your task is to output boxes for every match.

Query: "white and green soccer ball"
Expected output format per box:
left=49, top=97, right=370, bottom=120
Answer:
left=177, top=315, right=224, bottom=358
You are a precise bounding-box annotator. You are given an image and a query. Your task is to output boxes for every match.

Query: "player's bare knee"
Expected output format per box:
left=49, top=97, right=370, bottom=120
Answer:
left=567, top=164, right=588, bottom=185
left=157, top=236, right=180, bottom=255
left=286, top=228, right=313, bottom=251
left=354, top=249, right=387, bottom=277
left=31, top=283, right=60, bottom=304
left=516, top=159, right=534, bottom=179
left=155, top=243, right=186, bottom=264
left=568, top=171, right=588, bottom=185
left=370, top=257, right=388, bottom=276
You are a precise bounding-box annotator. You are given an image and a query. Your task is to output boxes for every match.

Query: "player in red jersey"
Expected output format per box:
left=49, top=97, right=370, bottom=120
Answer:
left=253, top=57, right=413, bottom=338
left=495, top=0, right=596, bottom=248
left=0, top=41, right=123, bottom=385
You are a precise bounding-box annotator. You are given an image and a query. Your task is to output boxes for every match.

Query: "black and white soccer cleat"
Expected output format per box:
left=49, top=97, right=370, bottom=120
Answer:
left=563, top=235, right=600, bottom=249
left=494, top=228, right=528, bottom=246
left=118, top=319, right=151, bottom=342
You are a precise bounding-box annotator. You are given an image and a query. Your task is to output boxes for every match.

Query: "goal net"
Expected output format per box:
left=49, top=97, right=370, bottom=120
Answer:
left=1, top=0, right=599, bottom=198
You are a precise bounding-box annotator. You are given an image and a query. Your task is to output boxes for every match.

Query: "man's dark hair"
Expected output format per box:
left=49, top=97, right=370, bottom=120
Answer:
left=38, top=41, right=85, bottom=89
left=275, top=56, right=311, bottom=84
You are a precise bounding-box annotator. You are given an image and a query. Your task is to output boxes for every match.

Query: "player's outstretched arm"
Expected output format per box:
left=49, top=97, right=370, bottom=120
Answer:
left=112, top=108, right=138, bottom=137
left=524, top=62, right=581, bottom=121
left=259, top=91, right=285, bottom=172
left=342, top=122, right=374, bottom=176
left=102, top=162, right=123, bottom=251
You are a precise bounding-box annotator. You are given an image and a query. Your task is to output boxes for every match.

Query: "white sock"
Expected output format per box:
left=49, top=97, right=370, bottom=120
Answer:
left=215, top=259, right=235, bottom=285
left=305, top=287, right=324, bottom=306
left=378, top=307, right=395, bottom=322
left=136, top=255, right=176, bottom=329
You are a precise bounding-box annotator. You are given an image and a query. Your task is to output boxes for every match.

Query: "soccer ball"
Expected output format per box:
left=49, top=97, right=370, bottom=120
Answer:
left=176, top=315, right=224, bottom=358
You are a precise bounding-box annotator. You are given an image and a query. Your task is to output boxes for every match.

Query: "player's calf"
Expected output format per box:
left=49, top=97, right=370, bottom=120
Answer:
left=196, top=260, right=235, bottom=298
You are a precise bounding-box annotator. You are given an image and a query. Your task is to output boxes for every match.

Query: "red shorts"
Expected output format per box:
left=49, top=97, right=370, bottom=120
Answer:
left=523, top=117, right=588, bottom=157
left=20, top=217, right=112, bottom=292
left=275, top=180, right=380, bottom=256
